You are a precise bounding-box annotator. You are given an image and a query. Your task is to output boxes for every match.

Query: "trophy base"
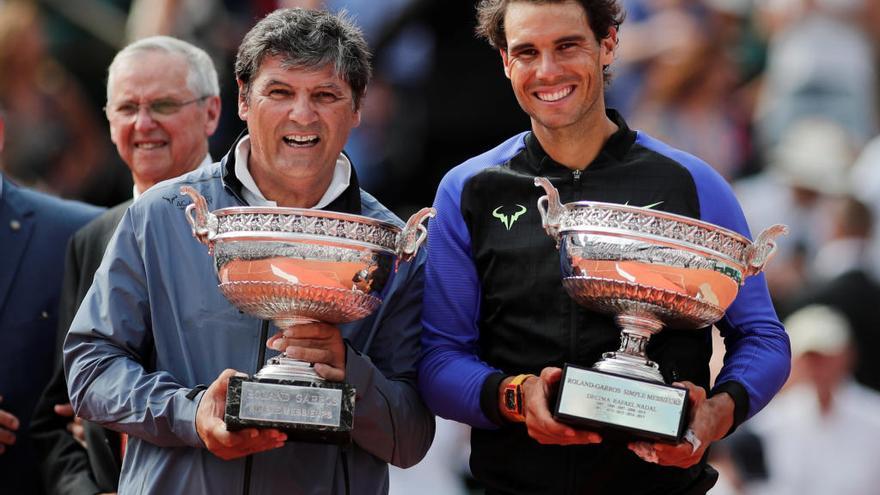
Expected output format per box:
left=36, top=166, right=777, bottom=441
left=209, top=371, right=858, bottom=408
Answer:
left=225, top=375, right=355, bottom=444
left=553, top=363, right=689, bottom=443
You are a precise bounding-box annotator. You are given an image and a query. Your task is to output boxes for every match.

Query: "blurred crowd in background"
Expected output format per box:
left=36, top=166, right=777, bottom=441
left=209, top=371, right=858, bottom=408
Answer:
left=2, top=0, right=880, bottom=493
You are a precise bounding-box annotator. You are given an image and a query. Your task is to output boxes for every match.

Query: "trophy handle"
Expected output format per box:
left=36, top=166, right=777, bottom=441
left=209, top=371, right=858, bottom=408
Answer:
left=744, top=224, right=788, bottom=277
left=534, top=177, right=564, bottom=243
left=180, top=186, right=218, bottom=255
left=396, top=207, right=436, bottom=263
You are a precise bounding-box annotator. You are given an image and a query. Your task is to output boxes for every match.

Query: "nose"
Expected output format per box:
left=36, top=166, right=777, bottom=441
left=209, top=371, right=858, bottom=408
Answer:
left=288, top=95, right=318, bottom=126
left=133, top=105, right=158, bottom=131
left=536, top=52, right=564, bottom=82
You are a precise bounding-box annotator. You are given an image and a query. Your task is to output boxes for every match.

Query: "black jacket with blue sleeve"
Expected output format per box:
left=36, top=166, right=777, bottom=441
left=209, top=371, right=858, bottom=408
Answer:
left=418, top=110, right=790, bottom=494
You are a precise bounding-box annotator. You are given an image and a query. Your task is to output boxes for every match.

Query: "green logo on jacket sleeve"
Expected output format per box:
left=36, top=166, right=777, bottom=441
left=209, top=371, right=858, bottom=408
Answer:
left=492, top=204, right=527, bottom=230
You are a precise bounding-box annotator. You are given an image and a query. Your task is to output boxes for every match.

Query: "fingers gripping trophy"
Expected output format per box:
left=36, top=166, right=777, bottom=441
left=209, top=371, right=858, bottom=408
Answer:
left=182, top=186, right=434, bottom=443
left=534, top=177, right=787, bottom=443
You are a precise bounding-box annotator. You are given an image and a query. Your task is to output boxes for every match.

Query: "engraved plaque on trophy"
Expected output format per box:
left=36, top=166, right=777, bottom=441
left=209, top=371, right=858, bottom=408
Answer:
left=182, top=186, right=434, bottom=444
left=534, top=177, right=786, bottom=442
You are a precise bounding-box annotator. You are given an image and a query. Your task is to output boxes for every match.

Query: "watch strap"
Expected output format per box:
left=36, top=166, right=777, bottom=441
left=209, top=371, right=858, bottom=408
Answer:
left=503, top=374, right=534, bottom=423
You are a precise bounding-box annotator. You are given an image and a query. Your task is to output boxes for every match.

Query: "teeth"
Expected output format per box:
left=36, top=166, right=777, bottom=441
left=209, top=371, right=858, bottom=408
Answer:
left=536, top=86, right=573, bottom=102
left=135, top=142, right=165, bottom=149
left=284, top=134, right=319, bottom=144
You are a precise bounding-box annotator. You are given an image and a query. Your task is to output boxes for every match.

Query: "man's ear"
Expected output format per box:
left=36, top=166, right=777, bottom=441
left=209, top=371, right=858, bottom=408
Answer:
left=204, top=96, right=222, bottom=137
left=600, top=26, right=618, bottom=67
left=237, top=79, right=249, bottom=121
left=500, top=48, right=512, bottom=79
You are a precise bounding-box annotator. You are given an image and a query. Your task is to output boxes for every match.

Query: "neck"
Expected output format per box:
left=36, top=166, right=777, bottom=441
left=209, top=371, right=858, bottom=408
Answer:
left=533, top=107, right=618, bottom=170
left=249, top=163, right=333, bottom=208
left=816, top=386, right=835, bottom=417
left=132, top=152, right=206, bottom=196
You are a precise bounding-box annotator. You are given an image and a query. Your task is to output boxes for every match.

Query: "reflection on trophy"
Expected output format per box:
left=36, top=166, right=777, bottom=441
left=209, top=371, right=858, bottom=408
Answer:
left=181, top=186, right=434, bottom=443
left=534, top=177, right=786, bottom=442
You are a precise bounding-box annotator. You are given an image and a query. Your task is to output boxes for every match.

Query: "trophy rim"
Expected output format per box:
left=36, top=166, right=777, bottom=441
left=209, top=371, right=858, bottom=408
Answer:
left=211, top=206, right=403, bottom=233
left=559, top=201, right=751, bottom=245
left=213, top=231, right=398, bottom=255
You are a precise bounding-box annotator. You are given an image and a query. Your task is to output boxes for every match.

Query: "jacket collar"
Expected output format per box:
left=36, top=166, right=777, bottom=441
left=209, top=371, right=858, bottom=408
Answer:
left=523, top=108, right=636, bottom=175
left=219, top=130, right=362, bottom=215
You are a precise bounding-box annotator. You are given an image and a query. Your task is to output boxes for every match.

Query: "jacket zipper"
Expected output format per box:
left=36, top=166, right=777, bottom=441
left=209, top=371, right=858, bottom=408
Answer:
left=242, top=320, right=271, bottom=495
left=572, top=168, right=582, bottom=184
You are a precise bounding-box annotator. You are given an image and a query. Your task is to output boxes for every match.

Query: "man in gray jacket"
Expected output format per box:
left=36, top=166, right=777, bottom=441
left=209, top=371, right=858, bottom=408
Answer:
left=64, top=9, right=434, bottom=494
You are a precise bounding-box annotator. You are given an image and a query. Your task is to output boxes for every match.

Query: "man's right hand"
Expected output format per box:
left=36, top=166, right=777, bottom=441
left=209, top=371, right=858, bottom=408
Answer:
left=504, top=367, right=603, bottom=446
left=195, top=369, right=287, bottom=460
left=54, top=403, right=87, bottom=448
left=0, top=396, right=19, bottom=455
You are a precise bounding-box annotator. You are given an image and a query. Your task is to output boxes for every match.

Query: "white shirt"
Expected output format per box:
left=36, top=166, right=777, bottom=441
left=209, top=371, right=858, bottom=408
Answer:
left=745, top=381, right=880, bottom=495
left=233, top=135, right=351, bottom=208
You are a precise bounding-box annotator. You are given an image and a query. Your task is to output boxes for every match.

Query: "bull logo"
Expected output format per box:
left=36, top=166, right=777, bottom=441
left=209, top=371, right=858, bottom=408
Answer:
left=492, top=204, right=527, bottom=230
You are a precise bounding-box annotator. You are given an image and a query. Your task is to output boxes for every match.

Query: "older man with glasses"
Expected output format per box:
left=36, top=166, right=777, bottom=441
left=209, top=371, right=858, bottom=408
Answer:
left=29, top=35, right=220, bottom=495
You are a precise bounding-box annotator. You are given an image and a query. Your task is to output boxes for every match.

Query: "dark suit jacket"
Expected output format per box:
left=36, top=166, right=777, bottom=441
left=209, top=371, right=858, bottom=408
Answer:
left=30, top=201, right=130, bottom=495
left=0, top=176, right=102, bottom=495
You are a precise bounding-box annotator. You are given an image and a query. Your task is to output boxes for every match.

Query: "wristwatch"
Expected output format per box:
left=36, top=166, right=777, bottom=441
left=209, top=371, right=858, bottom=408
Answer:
left=502, top=374, right=533, bottom=423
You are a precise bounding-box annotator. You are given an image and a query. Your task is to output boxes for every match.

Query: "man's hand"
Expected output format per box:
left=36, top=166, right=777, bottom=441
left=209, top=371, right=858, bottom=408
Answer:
left=54, top=403, right=87, bottom=448
left=266, top=323, right=346, bottom=381
left=0, top=396, right=19, bottom=455
left=196, top=369, right=286, bottom=460
left=502, top=367, right=602, bottom=446
left=628, top=381, right=734, bottom=467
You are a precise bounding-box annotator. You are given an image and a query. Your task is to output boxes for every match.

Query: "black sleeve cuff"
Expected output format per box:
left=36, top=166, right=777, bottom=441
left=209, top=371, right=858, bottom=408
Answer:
left=186, top=384, right=208, bottom=401
left=480, top=372, right=507, bottom=427
left=710, top=380, right=750, bottom=436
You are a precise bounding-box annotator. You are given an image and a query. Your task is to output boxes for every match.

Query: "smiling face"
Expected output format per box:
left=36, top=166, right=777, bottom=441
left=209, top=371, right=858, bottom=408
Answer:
left=107, top=50, right=220, bottom=192
left=237, top=56, right=360, bottom=200
left=500, top=1, right=616, bottom=136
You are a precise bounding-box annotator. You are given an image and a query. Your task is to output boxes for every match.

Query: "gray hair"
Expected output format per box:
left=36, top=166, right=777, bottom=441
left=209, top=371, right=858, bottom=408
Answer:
left=235, top=8, right=372, bottom=109
left=106, top=35, right=220, bottom=103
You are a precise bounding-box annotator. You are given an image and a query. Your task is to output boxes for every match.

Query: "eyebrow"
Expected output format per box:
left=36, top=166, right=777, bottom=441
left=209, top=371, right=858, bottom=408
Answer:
left=264, top=79, right=292, bottom=88
left=509, top=34, right=589, bottom=53
left=262, top=80, right=344, bottom=92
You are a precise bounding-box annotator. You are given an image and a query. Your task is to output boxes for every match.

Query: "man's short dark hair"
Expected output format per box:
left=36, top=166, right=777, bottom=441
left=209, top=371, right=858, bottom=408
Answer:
left=475, top=0, right=625, bottom=82
left=235, top=8, right=372, bottom=109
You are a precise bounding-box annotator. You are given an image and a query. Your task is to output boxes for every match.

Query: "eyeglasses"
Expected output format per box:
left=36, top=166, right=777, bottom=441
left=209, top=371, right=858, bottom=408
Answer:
left=105, top=95, right=210, bottom=120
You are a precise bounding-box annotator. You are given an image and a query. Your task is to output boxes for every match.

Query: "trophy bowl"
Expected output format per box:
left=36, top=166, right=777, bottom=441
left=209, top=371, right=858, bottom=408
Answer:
left=534, top=177, right=786, bottom=442
left=181, top=186, right=434, bottom=443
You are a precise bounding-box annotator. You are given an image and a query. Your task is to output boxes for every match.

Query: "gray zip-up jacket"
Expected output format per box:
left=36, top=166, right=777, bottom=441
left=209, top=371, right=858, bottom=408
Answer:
left=63, top=149, right=434, bottom=494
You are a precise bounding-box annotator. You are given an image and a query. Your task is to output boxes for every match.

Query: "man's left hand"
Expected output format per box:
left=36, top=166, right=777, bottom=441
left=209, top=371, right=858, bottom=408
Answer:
left=266, top=323, right=346, bottom=381
left=627, top=381, right=734, bottom=467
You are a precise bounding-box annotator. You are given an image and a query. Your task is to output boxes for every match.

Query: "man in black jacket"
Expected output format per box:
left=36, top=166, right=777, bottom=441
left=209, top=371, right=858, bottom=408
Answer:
left=29, top=36, right=220, bottom=495
left=418, top=1, right=790, bottom=494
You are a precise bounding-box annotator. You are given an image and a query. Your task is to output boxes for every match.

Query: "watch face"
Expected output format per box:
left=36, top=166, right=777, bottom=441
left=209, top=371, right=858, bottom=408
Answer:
left=505, top=389, right=517, bottom=410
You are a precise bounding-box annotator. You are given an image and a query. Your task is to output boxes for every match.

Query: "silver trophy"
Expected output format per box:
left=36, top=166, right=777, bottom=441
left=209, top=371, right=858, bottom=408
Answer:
left=534, top=177, right=786, bottom=442
left=181, top=186, right=434, bottom=443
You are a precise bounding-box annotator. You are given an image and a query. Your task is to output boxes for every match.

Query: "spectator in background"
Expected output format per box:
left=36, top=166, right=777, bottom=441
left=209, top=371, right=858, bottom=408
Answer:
left=0, top=0, right=111, bottom=200
left=734, top=118, right=856, bottom=305
left=743, top=305, right=880, bottom=495
left=0, top=108, right=103, bottom=495
left=630, top=15, right=750, bottom=180
left=849, top=132, right=880, bottom=280
left=753, top=0, right=878, bottom=150
left=29, top=36, right=222, bottom=495
left=783, top=197, right=880, bottom=393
